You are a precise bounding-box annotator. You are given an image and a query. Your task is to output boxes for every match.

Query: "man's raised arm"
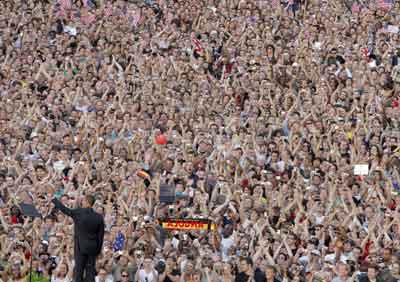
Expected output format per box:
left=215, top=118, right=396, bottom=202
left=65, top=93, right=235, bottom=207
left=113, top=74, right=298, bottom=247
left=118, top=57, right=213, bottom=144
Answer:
left=52, top=197, right=76, bottom=218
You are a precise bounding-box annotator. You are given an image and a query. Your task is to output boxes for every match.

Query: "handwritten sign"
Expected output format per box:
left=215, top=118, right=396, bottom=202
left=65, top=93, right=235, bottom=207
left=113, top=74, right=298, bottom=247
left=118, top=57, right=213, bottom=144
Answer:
left=354, top=164, right=369, bottom=176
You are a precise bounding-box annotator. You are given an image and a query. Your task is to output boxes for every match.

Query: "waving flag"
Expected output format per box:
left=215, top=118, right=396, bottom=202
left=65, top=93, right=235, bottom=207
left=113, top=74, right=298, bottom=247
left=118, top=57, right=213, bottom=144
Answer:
left=113, top=231, right=125, bottom=252
left=192, top=38, right=203, bottom=53
left=361, top=47, right=370, bottom=61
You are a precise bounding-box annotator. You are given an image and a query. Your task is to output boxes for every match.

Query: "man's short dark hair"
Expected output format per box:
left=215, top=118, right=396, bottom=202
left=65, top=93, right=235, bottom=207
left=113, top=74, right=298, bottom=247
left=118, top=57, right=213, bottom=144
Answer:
left=85, top=195, right=96, bottom=207
left=240, top=257, right=253, bottom=267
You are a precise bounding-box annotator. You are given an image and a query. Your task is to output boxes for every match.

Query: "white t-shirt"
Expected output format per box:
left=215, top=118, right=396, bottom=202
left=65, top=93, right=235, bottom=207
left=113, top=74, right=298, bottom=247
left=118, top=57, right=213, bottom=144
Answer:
left=220, top=236, right=234, bottom=261
left=95, top=276, right=114, bottom=282
left=137, top=269, right=158, bottom=282
left=51, top=277, right=72, bottom=282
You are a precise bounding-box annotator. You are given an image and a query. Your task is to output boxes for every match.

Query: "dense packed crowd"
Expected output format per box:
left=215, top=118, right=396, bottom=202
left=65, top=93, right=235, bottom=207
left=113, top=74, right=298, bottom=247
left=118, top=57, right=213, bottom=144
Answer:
left=1, top=0, right=400, bottom=281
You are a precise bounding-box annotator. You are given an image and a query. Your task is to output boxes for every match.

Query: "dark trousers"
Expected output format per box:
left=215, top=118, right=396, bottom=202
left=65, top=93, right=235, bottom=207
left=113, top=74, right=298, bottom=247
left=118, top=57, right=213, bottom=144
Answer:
left=74, top=251, right=96, bottom=282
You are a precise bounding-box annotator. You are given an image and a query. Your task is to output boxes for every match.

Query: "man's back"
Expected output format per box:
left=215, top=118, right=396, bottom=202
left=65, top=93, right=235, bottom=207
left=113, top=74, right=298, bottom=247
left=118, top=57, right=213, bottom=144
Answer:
left=52, top=198, right=104, bottom=256
left=72, top=207, right=104, bottom=255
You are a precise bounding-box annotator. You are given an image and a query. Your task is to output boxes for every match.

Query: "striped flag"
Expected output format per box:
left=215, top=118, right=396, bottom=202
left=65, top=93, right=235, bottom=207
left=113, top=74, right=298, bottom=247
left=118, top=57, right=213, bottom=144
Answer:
left=192, top=38, right=203, bottom=53
left=113, top=231, right=125, bottom=252
left=361, top=47, right=370, bottom=61
left=376, top=0, right=393, bottom=10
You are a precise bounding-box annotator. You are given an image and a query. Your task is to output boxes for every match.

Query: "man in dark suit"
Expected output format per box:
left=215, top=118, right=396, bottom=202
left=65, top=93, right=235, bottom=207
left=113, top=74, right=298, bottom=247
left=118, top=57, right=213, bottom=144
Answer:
left=52, top=194, right=104, bottom=282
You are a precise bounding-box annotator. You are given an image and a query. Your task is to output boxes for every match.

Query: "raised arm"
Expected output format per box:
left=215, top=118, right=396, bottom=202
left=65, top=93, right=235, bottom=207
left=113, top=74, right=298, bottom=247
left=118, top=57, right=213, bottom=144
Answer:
left=52, top=197, right=76, bottom=218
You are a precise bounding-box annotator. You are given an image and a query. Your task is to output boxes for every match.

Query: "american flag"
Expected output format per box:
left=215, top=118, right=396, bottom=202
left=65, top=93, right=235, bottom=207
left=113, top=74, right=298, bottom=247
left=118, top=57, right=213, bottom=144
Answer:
left=361, top=47, right=370, bottom=60
left=376, top=0, right=393, bottom=10
left=113, top=231, right=125, bottom=252
left=192, top=38, right=203, bottom=53
left=351, top=2, right=361, bottom=13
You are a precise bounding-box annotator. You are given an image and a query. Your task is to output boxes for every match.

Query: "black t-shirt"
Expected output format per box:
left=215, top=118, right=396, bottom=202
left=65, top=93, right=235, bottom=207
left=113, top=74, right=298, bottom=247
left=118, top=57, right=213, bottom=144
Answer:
left=161, top=269, right=181, bottom=282
left=254, top=268, right=265, bottom=282
left=235, top=272, right=250, bottom=282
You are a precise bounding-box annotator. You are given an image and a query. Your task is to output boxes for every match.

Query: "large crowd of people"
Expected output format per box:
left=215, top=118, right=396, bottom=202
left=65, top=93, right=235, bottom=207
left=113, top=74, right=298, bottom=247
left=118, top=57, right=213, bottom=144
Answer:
left=1, top=0, right=400, bottom=281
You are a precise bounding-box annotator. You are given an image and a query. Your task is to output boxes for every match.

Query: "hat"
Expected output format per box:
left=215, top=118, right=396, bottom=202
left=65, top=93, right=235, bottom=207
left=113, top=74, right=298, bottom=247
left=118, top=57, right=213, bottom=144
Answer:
left=233, top=144, right=242, bottom=150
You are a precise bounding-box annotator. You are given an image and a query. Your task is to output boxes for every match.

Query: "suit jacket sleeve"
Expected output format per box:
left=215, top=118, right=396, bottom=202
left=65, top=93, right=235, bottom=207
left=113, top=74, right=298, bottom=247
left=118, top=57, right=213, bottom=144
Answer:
left=52, top=198, right=76, bottom=218
left=97, top=216, right=105, bottom=255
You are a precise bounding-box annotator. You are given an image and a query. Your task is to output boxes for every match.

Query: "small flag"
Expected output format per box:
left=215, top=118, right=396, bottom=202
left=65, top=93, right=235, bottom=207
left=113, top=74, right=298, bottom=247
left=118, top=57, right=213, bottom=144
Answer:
left=192, top=38, right=203, bottom=53
left=113, top=231, right=125, bottom=252
left=361, top=47, right=370, bottom=60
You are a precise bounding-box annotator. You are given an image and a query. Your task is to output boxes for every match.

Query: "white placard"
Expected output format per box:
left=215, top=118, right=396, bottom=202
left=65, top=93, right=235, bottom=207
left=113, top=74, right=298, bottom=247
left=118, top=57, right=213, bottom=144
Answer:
left=354, top=164, right=369, bottom=176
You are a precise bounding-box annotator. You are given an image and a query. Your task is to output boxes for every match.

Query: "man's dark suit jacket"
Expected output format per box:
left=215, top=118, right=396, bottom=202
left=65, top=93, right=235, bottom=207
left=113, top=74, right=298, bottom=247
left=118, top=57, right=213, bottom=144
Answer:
left=52, top=198, right=104, bottom=256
